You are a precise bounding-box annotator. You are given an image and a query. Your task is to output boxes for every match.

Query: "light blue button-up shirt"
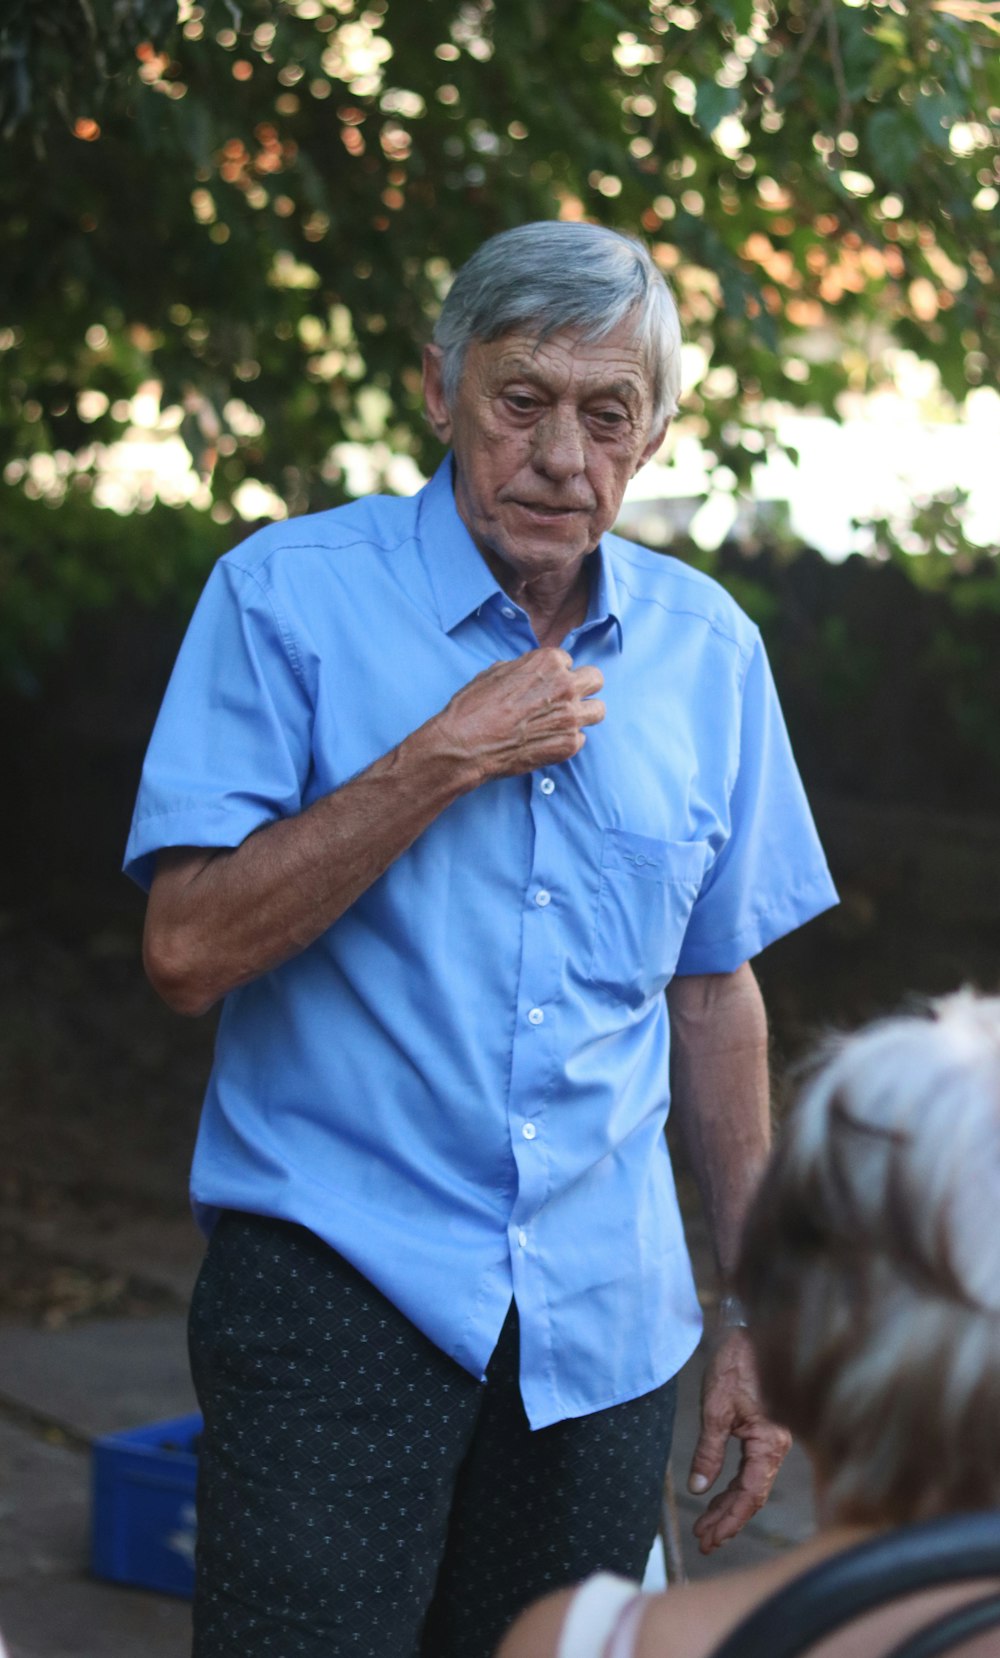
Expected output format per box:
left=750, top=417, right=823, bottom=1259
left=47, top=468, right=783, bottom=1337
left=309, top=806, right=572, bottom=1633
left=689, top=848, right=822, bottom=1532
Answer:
left=125, top=456, right=837, bottom=1428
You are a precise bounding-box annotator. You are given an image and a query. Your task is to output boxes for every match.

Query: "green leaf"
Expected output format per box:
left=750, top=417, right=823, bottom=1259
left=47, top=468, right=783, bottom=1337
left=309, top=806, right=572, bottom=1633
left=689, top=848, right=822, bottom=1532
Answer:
left=870, top=21, right=907, bottom=51
left=710, top=0, right=755, bottom=31
left=916, top=90, right=955, bottom=148
left=865, top=108, right=923, bottom=182
left=693, top=80, right=741, bottom=134
left=587, top=0, right=637, bottom=29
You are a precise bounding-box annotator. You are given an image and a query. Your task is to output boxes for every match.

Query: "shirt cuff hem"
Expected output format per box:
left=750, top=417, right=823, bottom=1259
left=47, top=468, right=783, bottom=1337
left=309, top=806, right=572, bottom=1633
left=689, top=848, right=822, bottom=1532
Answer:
left=123, top=804, right=277, bottom=891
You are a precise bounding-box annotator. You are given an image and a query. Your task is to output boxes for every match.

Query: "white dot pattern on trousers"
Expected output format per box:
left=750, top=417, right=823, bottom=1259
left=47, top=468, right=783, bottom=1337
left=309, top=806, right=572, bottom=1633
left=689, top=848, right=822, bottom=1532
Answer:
left=189, top=1219, right=481, bottom=1655
left=188, top=1213, right=676, bottom=1658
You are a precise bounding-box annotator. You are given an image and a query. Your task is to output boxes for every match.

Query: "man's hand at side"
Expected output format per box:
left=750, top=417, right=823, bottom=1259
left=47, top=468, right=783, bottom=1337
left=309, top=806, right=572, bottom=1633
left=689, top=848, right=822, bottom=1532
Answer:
left=688, top=1327, right=791, bottom=1554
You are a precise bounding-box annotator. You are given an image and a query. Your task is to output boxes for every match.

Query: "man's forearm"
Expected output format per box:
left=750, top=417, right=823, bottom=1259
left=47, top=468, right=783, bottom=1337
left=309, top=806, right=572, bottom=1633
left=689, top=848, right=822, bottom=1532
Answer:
left=668, top=964, right=787, bottom=1552
left=666, top=963, right=770, bottom=1285
left=143, top=646, right=605, bottom=1017
left=144, top=718, right=482, bottom=1017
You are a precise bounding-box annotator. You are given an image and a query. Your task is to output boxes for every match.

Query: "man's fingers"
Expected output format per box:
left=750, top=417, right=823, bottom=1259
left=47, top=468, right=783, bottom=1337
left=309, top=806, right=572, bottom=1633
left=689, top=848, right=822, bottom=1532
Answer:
left=690, top=1420, right=791, bottom=1551
left=439, top=648, right=608, bottom=781
left=691, top=1460, right=767, bottom=1554
left=570, top=664, right=604, bottom=698
left=692, top=1485, right=759, bottom=1554
left=687, top=1421, right=727, bottom=1497
left=691, top=1461, right=771, bottom=1553
left=578, top=698, right=606, bottom=728
left=739, top=1420, right=792, bottom=1502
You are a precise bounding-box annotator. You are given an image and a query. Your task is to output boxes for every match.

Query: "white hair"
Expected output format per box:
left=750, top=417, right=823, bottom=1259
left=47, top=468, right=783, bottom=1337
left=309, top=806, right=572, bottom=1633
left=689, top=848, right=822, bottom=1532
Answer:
left=432, top=221, right=682, bottom=429
left=738, top=991, right=1000, bottom=1524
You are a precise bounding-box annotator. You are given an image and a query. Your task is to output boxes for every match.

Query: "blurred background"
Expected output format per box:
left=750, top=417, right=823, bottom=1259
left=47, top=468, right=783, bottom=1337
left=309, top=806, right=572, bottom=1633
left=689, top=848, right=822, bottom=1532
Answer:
left=1, top=0, right=998, bottom=1326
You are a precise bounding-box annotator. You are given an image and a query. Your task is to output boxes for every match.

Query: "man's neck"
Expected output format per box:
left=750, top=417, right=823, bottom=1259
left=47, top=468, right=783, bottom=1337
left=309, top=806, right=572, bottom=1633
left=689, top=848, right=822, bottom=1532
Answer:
left=483, top=550, right=593, bottom=648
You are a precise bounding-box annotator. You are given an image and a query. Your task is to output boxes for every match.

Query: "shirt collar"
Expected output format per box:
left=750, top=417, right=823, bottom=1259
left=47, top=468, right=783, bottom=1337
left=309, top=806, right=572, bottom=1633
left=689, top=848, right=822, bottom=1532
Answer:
left=417, top=455, right=502, bottom=633
left=416, top=452, right=623, bottom=651
left=585, top=535, right=624, bottom=652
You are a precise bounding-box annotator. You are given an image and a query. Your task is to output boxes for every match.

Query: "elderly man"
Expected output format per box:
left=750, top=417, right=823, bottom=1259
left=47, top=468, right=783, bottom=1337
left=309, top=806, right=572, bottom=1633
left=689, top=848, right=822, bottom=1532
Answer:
left=126, top=222, right=836, bottom=1658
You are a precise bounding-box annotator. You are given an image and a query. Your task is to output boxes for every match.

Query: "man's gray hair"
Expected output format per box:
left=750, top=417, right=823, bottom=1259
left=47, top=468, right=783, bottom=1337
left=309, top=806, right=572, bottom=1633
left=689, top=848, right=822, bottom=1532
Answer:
left=738, top=990, right=1000, bottom=1525
left=432, top=221, right=682, bottom=429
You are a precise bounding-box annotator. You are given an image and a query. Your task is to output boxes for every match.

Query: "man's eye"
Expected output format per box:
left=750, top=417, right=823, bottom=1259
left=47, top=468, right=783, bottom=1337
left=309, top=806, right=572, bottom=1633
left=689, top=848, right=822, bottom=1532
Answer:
left=504, top=394, right=538, bottom=413
left=591, top=410, right=627, bottom=429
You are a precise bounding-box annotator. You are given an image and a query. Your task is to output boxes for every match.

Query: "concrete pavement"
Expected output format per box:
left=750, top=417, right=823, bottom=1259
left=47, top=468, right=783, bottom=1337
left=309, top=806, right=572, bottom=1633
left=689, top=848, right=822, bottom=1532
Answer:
left=0, top=1314, right=197, bottom=1658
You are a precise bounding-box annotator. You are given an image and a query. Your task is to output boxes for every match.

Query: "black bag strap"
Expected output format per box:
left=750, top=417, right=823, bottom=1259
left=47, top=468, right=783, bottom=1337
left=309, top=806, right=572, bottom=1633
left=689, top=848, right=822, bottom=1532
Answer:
left=707, top=1514, right=1000, bottom=1658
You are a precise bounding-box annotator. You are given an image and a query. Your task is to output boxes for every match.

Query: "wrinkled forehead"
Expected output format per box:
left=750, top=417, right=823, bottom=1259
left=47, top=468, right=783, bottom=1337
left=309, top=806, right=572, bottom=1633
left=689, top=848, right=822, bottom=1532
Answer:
left=463, top=317, right=656, bottom=400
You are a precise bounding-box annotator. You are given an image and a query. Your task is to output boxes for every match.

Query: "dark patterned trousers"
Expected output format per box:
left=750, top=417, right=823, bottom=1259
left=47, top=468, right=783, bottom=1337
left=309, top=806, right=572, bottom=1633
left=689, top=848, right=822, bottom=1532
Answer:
left=188, top=1211, right=677, bottom=1658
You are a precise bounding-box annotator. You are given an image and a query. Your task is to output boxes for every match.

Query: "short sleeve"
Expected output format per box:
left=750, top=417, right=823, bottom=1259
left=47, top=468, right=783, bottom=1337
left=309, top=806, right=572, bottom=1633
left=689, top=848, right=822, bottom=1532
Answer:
left=674, top=633, right=837, bottom=975
left=123, top=558, right=313, bottom=891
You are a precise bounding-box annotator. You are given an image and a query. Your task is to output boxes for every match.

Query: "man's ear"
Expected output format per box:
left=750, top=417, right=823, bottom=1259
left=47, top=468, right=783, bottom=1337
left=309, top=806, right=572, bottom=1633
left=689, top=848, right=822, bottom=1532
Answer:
left=635, top=418, right=670, bottom=474
left=422, top=344, right=453, bottom=444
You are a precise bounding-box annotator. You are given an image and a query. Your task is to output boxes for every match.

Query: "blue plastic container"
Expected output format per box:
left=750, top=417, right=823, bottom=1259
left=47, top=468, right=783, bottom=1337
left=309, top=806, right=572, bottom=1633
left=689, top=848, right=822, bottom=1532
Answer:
left=90, top=1412, right=201, bottom=1597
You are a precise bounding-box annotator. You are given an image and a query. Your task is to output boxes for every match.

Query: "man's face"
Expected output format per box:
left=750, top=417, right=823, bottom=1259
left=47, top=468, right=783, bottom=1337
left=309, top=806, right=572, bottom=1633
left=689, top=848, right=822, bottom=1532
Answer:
left=423, top=320, right=667, bottom=584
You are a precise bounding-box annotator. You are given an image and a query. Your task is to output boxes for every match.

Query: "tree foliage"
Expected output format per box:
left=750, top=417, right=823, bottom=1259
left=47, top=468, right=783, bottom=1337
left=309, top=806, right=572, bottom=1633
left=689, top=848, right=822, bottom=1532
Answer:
left=0, top=0, right=178, bottom=138
left=2, top=0, right=998, bottom=518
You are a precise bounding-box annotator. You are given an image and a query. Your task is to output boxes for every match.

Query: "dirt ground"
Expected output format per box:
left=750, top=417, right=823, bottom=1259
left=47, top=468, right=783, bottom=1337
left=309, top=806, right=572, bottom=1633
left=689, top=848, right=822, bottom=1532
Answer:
left=0, top=917, right=210, bottom=1326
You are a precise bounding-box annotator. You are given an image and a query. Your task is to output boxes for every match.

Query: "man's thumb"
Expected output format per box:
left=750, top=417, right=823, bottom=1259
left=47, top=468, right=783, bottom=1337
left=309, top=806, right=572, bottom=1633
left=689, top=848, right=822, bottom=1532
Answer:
left=688, top=1427, right=726, bottom=1496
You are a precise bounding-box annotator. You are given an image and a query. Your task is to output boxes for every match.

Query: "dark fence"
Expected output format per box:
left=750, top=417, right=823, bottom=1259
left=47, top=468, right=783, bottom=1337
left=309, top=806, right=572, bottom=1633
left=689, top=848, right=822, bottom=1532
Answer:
left=4, top=527, right=999, bottom=1059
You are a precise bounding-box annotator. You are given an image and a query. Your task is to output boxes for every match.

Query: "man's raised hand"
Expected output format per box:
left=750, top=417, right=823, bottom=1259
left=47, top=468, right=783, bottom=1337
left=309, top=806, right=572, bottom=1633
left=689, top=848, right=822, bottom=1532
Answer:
left=435, top=648, right=605, bottom=783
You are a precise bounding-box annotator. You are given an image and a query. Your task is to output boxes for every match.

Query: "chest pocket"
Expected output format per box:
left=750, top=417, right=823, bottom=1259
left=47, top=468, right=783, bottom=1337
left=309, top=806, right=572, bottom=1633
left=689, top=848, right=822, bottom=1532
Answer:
left=589, top=829, right=710, bottom=1009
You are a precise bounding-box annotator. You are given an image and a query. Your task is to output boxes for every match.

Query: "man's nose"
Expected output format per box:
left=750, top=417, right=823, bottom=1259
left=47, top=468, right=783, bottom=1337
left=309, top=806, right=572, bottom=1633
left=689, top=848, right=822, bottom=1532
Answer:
left=531, top=408, right=585, bottom=480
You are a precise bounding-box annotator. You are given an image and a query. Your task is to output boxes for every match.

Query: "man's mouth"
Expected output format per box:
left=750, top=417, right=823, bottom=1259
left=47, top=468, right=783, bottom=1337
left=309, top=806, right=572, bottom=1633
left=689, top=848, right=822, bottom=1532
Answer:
left=512, top=501, right=585, bottom=517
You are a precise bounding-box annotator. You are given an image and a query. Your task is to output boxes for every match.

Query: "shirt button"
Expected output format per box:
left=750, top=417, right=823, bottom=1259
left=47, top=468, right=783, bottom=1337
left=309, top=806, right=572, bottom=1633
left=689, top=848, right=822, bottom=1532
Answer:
left=540, top=777, right=555, bottom=796
left=517, top=1229, right=528, bottom=1248
left=527, top=1007, right=544, bottom=1026
left=522, top=1122, right=537, bottom=1140
left=501, top=605, right=516, bottom=619
left=534, top=889, right=551, bottom=908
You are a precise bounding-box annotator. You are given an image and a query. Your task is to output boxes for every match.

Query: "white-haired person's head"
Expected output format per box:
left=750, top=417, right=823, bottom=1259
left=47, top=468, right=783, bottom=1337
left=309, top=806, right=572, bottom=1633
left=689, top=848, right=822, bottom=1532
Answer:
left=431, top=221, right=682, bottom=431
left=737, top=990, right=1000, bottom=1526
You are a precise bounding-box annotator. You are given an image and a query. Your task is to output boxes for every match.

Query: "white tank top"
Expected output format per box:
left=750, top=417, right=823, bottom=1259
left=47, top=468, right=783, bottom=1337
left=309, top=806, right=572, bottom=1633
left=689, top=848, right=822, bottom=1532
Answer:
left=557, top=1574, right=650, bottom=1658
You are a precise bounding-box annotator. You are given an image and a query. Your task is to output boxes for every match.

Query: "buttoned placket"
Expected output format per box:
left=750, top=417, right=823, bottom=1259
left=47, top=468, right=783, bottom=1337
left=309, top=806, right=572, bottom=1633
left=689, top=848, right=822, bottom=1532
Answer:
left=484, top=599, right=615, bottom=1292
left=501, top=583, right=564, bottom=1282
left=505, top=757, right=563, bottom=1275
left=504, top=621, right=611, bottom=1282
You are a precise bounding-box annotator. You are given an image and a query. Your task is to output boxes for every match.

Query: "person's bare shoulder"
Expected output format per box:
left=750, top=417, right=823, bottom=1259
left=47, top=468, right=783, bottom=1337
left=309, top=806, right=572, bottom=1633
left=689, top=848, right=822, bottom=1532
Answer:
left=498, top=1544, right=831, bottom=1658
left=496, top=1587, right=577, bottom=1658
left=632, top=1578, right=745, bottom=1657
left=634, top=1540, right=853, bottom=1658
left=497, top=1577, right=753, bottom=1658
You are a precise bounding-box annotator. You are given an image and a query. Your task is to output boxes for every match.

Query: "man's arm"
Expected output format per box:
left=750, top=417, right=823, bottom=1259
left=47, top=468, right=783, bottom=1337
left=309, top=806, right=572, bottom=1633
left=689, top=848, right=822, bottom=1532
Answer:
left=666, top=963, right=791, bottom=1553
left=144, top=648, right=603, bottom=1016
